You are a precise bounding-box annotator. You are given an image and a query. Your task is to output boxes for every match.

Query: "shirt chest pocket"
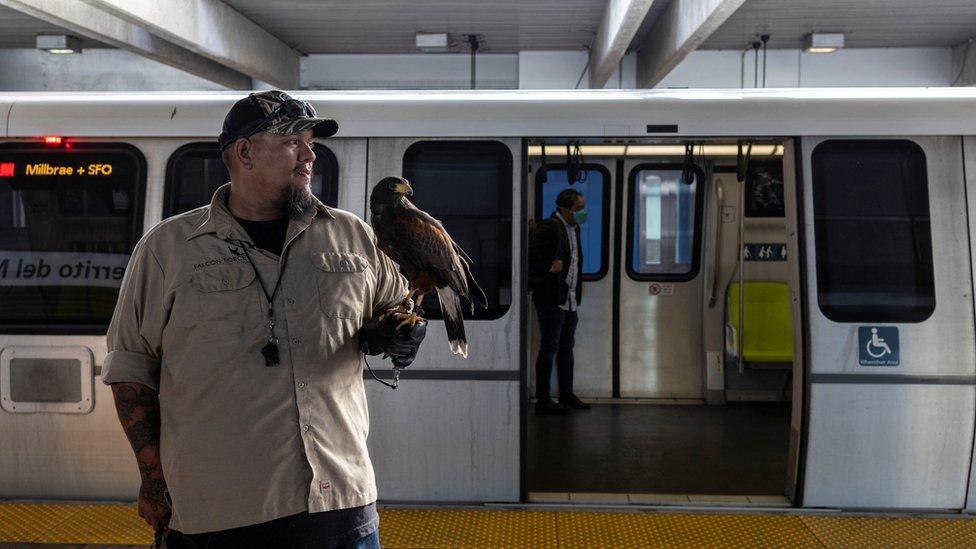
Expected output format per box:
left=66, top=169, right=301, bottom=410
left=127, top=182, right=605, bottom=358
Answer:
left=313, top=252, right=369, bottom=320
left=190, top=268, right=259, bottom=339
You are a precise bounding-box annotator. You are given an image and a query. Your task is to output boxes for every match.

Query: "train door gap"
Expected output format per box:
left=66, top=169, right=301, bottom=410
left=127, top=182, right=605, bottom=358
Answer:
left=523, top=138, right=798, bottom=503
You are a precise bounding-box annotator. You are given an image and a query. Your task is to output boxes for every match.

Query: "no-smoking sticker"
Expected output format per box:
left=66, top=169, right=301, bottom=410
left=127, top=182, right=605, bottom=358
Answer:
left=648, top=283, right=674, bottom=296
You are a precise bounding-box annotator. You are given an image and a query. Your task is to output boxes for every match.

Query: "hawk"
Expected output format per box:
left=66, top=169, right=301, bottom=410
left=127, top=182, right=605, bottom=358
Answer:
left=369, top=176, right=487, bottom=357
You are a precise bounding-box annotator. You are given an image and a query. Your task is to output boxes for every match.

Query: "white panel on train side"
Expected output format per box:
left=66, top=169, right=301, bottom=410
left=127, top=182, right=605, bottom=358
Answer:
left=330, top=139, right=368, bottom=218
left=364, top=137, right=520, bottom=502
left=0, top=100, right=12, bottom=137
left=366, top=381, right=518, bottom=501
left=800, top=136, right=976, bottom=509
left=8, top=89, right=976, bottom=139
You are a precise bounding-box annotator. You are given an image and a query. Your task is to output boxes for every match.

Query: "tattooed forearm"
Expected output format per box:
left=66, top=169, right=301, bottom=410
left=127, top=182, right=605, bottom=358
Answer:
left=138, top=468, right=169, bottom=512
left=113, top=383, right=159, bottom=421
left=138, top=460, right=159, bottom=478
left=125, top=402, right=161, bottom=454
left=112, top=383, right=169, bottom=527
left=110, top=382, right=162, bottom=473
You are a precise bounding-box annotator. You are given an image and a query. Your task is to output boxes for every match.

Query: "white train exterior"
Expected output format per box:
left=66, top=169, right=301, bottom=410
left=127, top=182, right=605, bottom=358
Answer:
left=1, top=88, right=975, bottom=511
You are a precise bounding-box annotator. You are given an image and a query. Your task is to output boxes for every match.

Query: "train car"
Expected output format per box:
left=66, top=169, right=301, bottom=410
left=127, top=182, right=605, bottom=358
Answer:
left=0, top=88, right=975, bottom=512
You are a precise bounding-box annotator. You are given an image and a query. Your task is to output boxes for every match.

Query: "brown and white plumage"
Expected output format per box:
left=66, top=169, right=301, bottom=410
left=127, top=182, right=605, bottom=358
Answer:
left=369, top=176, right=487, bottom=357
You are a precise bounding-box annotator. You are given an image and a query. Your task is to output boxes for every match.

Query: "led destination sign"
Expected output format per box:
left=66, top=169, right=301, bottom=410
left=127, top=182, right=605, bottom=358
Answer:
left=18, top=163, right=114, bottom=176
left=7, top=162, right=113, bottom=177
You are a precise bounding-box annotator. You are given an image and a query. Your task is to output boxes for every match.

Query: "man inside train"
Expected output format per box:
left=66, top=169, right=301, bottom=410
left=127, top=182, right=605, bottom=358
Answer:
left=528, top=188, right=591, bottom=415
left=101, top=90, right=425, bottom=548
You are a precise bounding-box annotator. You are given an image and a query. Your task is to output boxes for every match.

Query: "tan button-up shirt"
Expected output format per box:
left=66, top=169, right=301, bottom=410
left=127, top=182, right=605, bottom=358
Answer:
left=102, top=183, right=407, bottom=534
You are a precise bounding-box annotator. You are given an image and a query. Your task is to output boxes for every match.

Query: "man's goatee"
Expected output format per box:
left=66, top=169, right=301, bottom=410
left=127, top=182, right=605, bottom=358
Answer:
left=283, top=184, right=314, bottom=218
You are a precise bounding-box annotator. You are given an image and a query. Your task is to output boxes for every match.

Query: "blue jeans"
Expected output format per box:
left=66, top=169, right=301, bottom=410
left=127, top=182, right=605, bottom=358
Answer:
left=336, top=529, right=380, bottom=549
left=171, top=513, right=380, bottom=549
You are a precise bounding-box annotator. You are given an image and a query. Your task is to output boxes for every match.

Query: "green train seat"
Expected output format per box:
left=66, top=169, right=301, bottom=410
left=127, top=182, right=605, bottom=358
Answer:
left=726, top=281, right=794, bottom=364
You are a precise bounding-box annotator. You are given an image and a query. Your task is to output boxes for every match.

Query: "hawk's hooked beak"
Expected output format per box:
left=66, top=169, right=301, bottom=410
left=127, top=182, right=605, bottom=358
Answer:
left=395, top=181, right=413, bottom=196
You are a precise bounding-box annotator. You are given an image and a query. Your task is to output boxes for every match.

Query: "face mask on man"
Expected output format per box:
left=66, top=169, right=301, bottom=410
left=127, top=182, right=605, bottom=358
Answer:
left=560, top=206, right=587, bottom=225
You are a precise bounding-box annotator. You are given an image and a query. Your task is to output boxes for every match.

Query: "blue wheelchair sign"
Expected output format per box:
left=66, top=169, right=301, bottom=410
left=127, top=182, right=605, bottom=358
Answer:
left=858, top=326, right=899, bottom=366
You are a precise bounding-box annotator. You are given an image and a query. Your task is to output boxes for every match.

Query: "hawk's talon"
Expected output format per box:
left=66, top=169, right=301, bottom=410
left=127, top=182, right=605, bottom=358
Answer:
left=394, top=312, right=423, bottom=331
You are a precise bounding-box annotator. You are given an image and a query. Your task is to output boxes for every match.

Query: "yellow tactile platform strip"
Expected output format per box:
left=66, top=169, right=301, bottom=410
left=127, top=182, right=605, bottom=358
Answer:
left=1, top=503, right=975, bottom=548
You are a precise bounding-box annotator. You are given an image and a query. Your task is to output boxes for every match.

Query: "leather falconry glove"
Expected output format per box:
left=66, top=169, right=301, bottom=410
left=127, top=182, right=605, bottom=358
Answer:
left=359, top=304, right=428, bottom=368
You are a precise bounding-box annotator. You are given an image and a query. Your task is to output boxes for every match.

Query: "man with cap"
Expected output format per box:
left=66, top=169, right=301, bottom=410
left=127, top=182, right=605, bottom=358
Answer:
left=102, top=90, right=425, bottom=548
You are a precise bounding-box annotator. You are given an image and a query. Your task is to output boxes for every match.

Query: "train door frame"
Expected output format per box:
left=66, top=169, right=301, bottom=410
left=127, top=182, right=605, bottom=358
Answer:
left=522, top=140, right=803, bottom=504
left=783, top=138, right=806, bottom=504
left=965, top=135, right=976, bottom=513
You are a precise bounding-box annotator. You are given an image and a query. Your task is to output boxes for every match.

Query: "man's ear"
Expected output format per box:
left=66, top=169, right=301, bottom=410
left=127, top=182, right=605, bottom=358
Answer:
left=234, top=138, right=254, bottom=170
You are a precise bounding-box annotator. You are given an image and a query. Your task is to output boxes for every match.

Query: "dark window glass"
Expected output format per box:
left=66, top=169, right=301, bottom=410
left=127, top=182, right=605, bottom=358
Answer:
left=627, top=164, right=703, bottom=280
left=164, top=142, right=338, bottom=216
left=402, top=140, right=513, bottom=320
left=535, top=164, right=609, bottom=279
left=10, top=358, right=82, bottom=402
left=812, top=139, right=934, bottom=322
left=0, top=143, right=146, bottom=332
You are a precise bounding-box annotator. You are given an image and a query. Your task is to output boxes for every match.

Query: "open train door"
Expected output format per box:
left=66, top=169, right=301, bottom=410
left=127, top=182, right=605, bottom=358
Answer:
left=618, top=159, right=705, bottom=399
left=798, top=136, right=976, bottom=509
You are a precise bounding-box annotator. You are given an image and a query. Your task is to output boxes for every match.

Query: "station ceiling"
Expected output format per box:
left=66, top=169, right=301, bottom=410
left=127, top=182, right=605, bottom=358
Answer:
left=703, top=0, right=976, bottom=49
left=0, top=0, right=973, bottom=89
left=2, top=0, right=973, bottom=54
left=0, top=4, right=107, bottom=49
left=223, top=0, right=612, bottom=53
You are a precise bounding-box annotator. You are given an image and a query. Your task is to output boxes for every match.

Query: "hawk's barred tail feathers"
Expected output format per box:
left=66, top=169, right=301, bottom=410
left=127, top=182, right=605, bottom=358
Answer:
left=437, top=286, right=469, bottom=358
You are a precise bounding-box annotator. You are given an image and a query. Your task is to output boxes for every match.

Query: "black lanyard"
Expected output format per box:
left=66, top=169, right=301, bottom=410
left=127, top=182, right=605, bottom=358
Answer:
left=236, top=241, right=286, bottom=367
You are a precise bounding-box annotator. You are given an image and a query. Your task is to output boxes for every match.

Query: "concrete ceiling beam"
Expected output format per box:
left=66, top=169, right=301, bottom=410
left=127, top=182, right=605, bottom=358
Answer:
left=952, top=39, right=976, bottom=86
left=635, top=0, right=746, bottom=88
left=81, top=0, right=299, bottom=89
left=588, top=0, right=658, bottom=89
left=0, top=0, right=251, bottom=89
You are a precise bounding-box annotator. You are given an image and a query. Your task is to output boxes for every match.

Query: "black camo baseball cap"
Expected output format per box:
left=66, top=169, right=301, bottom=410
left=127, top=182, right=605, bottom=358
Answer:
left=218, top=90, right=338, bottom=150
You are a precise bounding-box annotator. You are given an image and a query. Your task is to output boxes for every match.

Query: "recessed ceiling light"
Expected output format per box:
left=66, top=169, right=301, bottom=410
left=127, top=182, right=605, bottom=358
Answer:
left=416, top=32, right=449, bottom=53
left=804, top=33, right=844, bottom=53
left=36, top=34, right=82, bottom=54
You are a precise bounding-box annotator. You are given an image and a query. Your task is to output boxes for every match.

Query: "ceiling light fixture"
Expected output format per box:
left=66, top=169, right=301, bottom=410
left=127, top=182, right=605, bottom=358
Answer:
left=416, top=32, right=449, bottom=53
left=803, top=33, right=844, bottom=53
left=36, top=34, right=82, bottom=54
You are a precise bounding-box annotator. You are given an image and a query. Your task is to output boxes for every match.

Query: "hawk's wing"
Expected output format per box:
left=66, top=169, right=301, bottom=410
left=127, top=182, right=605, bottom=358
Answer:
left=392, top=207, right=470, bottom=296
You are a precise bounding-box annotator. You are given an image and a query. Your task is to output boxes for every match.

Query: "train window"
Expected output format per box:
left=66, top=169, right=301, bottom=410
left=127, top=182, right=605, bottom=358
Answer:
left=164, top=142, right=338, bottom=216
left=403, top=140, right=513, bottom=320
left=0, top=143, right=146, bottom=333
left=627, top=164, right=704, bottom=280
left=812, top=139, right=934, bottom=322
left=534, top=164, right=609, bottom=280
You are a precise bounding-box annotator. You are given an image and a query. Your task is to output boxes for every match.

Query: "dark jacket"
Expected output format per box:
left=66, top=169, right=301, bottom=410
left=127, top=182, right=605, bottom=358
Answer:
left=528, top=214, right=583, bottom=307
